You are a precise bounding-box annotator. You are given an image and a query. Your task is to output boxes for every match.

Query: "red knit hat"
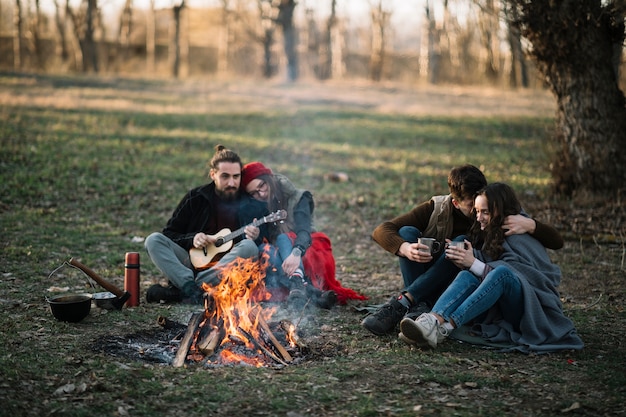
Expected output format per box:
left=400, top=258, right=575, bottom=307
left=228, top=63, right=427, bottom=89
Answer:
left=242, top=161, right=273, bottom=189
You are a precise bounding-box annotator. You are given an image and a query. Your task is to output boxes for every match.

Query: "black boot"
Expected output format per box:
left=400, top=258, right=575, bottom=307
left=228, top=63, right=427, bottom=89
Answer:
left=306, top=285, right=337, bottom=310
left=146, top=283, right=182, bottom=303
left=286, top=275, right=310, bottom=309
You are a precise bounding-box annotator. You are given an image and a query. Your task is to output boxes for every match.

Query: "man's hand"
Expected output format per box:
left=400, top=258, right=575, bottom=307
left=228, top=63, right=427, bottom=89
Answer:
left=193, top=232, right=214, bottom=249
left=503, top=214, right=536, bottom=236
left=244, top=224, right=260, bottom=240
left=398, top=241, right=433, bottom=263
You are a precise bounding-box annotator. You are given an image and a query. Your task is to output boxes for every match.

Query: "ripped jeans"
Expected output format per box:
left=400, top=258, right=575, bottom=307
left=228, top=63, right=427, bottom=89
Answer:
left=431, top=265, right=524, bottom=330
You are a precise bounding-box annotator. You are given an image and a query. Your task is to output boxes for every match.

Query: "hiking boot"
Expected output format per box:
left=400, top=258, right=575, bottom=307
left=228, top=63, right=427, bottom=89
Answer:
left=404, top=301, right=431, bottom=321
left=306, top=285, right=338, bottom=309
left=287, top=276, right=310, bottom=309
left=361, top=296, right=409, bottom=336
left=315, top=290, right=337, bottom=309
left=400, top=313, right=449, bottom=349
left=146, top=284, right=182, bottom=303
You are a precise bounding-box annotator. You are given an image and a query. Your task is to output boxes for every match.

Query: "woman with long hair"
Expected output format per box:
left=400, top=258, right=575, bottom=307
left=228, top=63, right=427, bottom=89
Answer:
left=399, top=183, right=583, bottom=353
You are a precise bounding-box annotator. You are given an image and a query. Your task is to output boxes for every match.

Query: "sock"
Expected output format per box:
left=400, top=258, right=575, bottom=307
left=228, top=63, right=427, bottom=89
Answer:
left=396, top=293, right=411, bottom=308
left=442, top=322, right=455, bottom=332
left=290, top=268, right=304, bottom=281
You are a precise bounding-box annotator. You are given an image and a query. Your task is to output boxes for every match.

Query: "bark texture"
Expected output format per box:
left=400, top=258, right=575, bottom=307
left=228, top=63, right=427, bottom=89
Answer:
left=511, top=0, right=626, bottom=196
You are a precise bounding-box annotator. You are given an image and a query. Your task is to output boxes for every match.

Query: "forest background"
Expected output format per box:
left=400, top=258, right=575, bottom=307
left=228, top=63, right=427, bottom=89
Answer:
left=5, top=0, right=623, bottom=87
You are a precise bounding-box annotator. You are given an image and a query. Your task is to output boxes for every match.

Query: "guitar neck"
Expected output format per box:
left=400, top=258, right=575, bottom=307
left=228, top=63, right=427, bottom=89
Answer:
left=216, top=215, right=272, bottom=246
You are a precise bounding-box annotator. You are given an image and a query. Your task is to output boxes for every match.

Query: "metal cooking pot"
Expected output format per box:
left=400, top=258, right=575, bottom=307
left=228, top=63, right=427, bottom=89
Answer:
left=47, top=293, right=91, bottom=323
left=92, top=291, right=117, bottom=310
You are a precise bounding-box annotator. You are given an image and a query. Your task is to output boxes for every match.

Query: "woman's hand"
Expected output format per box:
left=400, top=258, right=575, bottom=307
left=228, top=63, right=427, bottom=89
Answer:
left=282, top=253, right=300, bottom=277
left=444, top=239, right=475, bottom=269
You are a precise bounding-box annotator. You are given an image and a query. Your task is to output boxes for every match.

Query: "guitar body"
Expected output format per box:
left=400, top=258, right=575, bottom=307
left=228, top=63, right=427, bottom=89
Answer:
left=188, top=209, right=287, bottom=271
left=189, top=228, right=234, bottom=270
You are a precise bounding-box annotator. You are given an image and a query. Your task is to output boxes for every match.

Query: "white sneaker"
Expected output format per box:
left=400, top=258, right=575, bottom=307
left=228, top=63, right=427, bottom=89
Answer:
left=400, top=313, right=448, bottom=349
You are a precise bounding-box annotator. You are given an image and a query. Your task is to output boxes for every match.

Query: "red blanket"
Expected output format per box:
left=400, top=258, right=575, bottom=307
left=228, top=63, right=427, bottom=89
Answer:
left=289, top=232, right=367, bottom=305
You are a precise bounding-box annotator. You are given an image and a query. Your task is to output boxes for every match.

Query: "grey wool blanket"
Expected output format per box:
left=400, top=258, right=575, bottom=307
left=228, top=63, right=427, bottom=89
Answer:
left=474, top=234, right=584, bottom=353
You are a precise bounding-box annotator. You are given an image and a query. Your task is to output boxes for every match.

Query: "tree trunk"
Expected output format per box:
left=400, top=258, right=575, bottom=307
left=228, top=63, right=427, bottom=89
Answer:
left=318, top=0, right=337, bottom=80
left=171, top=2, right=185, bottom=78
left=117, top=0, right=133, bottom=63
left=53, top=0, right=70, bottom=63
left=369, top=2, right=388, bottom=82
left=512, top=0, right=626, bottom=196
left=503, top=2, right=528, bottom=88
left=85, top=0, right=99, bottom=72
left=13, top=0, right=22, bottom=70
left=217, top=0, right=231, bottom=75
left=146, top=0, right=155, bottom=72
left=277, top=0, right=298, bottom=81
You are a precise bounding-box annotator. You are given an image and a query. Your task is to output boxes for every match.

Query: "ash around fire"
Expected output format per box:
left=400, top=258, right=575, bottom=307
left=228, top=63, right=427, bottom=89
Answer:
left=91, top=311, right=342, bottom=368
left=91, top=323, right=185, bottom=365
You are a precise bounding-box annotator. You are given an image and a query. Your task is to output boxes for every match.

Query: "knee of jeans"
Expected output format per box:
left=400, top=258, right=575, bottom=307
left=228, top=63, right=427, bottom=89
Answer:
left=238, top=239, right=260, bottom=257
left=145, top=232, right=165, bottom=251
left=276, top=233, right=291, bottom=246
left=399, top=226, right=422, bottom=241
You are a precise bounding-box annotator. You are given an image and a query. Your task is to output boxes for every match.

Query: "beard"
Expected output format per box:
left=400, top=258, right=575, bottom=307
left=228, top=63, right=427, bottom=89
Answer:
left=215, top=186, right=239, bottom=202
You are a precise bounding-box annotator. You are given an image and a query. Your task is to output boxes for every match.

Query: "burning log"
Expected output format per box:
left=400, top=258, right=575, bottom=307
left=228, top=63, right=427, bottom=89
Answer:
left=172, top=312, right=204, bottom=368
left=196, top=319, right=226, bottom=356
left=238, top=327, right=288, bottom=366
left=280, top=320, right=308, bottom=350
left=250, top=306, right=293, bottom=362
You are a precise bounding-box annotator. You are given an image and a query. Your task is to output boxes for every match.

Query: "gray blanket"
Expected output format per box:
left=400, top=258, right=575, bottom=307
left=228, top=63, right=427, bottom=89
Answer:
left=474, top=234, right=584, bottom=353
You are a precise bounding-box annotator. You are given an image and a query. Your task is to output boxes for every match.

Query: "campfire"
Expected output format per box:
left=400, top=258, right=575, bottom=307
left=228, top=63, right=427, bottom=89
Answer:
left=167, top=255, right=307, bottom=368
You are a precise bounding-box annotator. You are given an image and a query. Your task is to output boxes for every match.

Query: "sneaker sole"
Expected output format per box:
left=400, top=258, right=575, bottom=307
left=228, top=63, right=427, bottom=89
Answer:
left=400, top=318, right=436, bottom=349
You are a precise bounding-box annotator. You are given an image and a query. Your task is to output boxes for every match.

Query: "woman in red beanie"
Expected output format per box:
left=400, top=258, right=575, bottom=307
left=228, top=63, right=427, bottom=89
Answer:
left=241, top=162, right=338, bottom=309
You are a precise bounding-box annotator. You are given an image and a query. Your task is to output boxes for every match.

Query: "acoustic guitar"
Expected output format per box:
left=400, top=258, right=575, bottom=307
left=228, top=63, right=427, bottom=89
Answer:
left=189, top=209, right=287, bottom=270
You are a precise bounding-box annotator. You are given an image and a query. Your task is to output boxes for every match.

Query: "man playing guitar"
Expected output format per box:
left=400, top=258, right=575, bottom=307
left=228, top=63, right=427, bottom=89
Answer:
left=144, top=145, right=270, bottom=304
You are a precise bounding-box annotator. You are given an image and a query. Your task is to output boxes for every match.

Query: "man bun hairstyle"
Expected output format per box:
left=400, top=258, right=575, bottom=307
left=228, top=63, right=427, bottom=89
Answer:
left=209, top=144, right=242, bottom=171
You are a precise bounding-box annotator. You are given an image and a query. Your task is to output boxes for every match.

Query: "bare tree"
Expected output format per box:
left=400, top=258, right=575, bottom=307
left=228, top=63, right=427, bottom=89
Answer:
left=117, top=0, right=133, bottom=62
left=259, top=0, right=276, bottom=78
left=66, top=0, right=101, bottom=72
left=369, top=1, right=390, bottom=82
left=52, top=0, right=70, bottom=64
left=318, top=0, right=338, bottom=80
left=276, top=0, right=298, bottom=81
left=474, top=0, right=500, bottom=81
left=146, top=0, right=155, bottom=72
left=13, top=0, right=23, bottom=69
left=503, top=1, right=528, bottom=88
left=508, top=0, right=626, bottom=196
left=171, top=0, right=185, bottom=78
left=217, top=0, right=232, bottom=75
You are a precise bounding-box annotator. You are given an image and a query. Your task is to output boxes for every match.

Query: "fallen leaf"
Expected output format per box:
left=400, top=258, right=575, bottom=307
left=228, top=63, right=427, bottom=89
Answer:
left=561, top=402, right=580, bottom=413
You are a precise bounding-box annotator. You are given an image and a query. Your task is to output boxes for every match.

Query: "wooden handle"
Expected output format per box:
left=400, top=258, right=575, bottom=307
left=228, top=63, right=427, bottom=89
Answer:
left=68, top=257, right=125, bottom=297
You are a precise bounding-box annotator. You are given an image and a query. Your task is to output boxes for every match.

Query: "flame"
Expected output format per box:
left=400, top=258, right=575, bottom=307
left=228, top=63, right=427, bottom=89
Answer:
left=201, top=254, right=272, bottom=344
left=190, top=253, right=285, bottom=366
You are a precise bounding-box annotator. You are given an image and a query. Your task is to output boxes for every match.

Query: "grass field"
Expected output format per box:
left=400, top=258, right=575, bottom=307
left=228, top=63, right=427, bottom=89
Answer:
left=1, top=73, right=624, bottom=416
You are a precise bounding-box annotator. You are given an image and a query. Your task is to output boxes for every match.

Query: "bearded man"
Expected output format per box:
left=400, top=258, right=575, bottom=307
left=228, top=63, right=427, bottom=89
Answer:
left=145, top=145, right=269, bottom=304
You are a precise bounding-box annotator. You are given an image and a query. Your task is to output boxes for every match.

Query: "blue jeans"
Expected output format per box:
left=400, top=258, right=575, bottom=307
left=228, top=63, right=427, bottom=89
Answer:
left=399, top=226, right=464, bottom=306
left=260, top=233, right=303, bottom=288
left=432, top=265, right=524, bottom=330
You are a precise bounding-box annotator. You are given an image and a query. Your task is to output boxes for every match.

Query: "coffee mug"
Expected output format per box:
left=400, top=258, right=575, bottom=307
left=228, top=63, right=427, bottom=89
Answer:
left=446, top=241, right=465, bottom=249
left=418, top=237, right=441, bottom=254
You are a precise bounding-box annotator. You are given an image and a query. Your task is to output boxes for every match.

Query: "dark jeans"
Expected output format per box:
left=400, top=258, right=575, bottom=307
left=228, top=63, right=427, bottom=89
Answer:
left=398, top=226, right=463, bottom=307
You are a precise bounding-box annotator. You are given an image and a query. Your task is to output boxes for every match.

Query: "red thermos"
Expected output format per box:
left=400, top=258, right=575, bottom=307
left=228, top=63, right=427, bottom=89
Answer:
left=124, top=252, right=140, bottom=307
